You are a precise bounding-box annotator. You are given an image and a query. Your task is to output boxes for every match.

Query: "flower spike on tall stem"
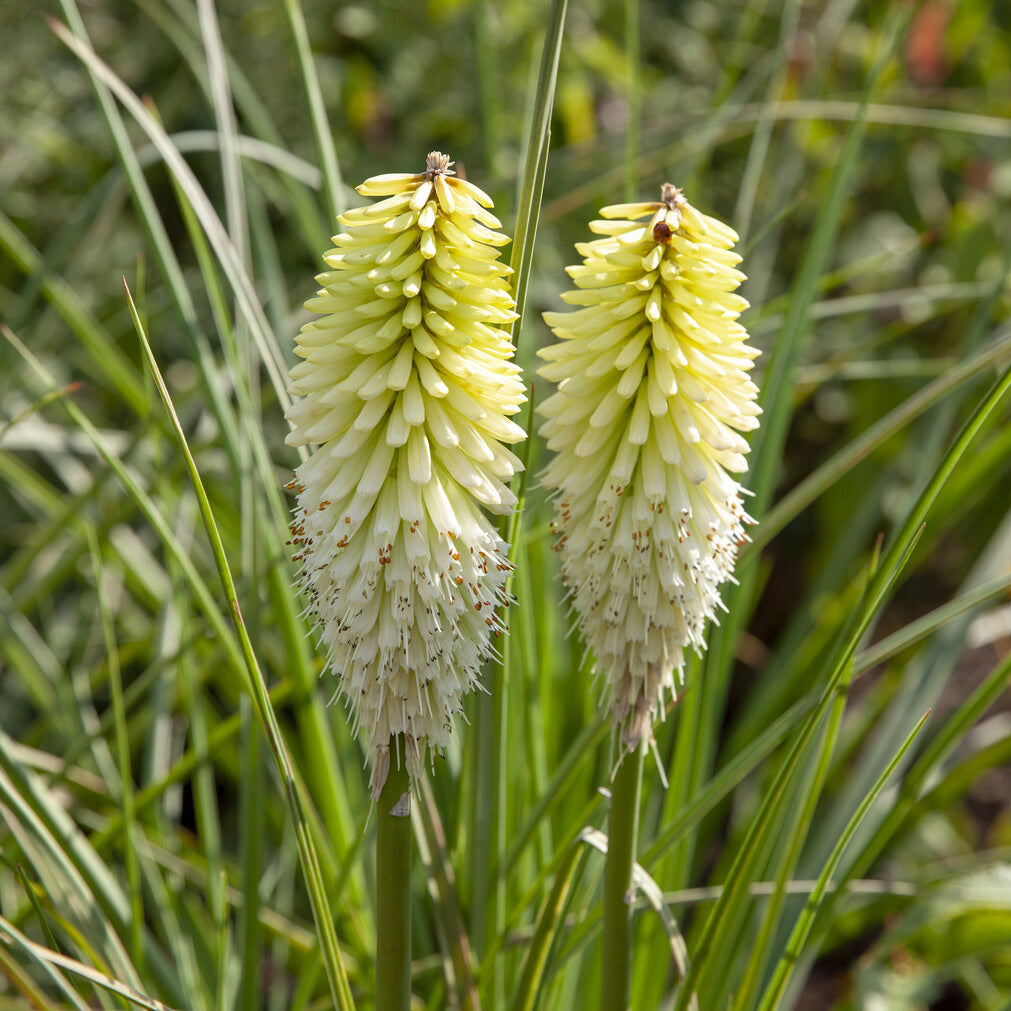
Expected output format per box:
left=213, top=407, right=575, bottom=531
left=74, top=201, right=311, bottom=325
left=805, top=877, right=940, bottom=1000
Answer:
left=285, top=152, right=526, bottom=799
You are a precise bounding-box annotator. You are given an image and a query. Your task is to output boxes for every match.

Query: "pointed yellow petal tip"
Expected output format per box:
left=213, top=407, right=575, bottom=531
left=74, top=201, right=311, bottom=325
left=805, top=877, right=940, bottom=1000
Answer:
left=598, top=201, right=663, bottom=220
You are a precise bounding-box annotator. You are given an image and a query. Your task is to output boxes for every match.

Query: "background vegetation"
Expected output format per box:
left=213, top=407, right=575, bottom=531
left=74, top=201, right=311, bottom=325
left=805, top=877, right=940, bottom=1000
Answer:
left=2, top=0, right=1010, bottom=1008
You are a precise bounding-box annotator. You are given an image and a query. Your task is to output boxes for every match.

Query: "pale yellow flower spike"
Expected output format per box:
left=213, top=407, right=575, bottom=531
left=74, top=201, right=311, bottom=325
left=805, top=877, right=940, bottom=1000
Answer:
left=286, top=152, right=526, bottom=797
left=538, top=183, right=761, bottom=751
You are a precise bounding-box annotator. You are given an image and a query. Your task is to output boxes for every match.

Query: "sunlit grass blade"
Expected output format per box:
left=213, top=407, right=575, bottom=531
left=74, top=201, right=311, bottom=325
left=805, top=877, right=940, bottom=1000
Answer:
left=122, top=283, right=356, bottom=1011
left=470, top=3, right=568, bottom=994
left=513, top=835, right=587, bottom=1011
left=198, top=0, right=248, bottom=266
left=755, top=710, right=932, bottom=1011
left=282, top=0, right=345, bottom=223
left=730, top=658, right=855, bottom=1011
left=50, top=12, right=292, bottom=414
left=0, top=915, right=95, bottom=1011
left=508, top=0, right=569, bottom=342
left=3, top=327, right=250, bottom=693
left=853, top=569, right=1011, bottom=675
left=414, top=776, right=480, bottom=1009
left=0, top=381, right=83, bottom=442
left=0, top=731, right=143, bottom=989
left=844, top=644, right=1011, bottom=889
left=0, top=914, right=178, bottom=1011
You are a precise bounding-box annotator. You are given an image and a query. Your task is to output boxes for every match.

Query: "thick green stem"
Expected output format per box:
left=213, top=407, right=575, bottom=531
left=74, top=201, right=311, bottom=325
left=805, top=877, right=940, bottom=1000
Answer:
left=376, top=753, right=412, bottom=1011
left=601, top=740, right=645, bottom=1011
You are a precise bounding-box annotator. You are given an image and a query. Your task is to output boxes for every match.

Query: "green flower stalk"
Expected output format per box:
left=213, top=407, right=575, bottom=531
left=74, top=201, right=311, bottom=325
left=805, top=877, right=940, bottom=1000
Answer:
left=286, top=152, right=526, bottom=798
left=538, top=183, right=760, bottom=751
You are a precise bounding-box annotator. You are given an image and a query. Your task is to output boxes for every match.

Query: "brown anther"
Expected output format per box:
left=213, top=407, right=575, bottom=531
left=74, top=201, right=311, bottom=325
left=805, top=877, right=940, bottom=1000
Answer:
left=426, top=151, right=454, bottom=179
left=661, top=183, right=684, bottom=209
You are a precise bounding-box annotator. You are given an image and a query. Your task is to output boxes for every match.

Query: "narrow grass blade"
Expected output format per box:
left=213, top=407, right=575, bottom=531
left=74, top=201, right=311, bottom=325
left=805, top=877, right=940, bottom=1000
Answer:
left=0, top=916, right=94, bottom=1011
left=0, top=914, right=179, bottom=1011
left=3, top=327, right=249, bottom=694
left=678, top=351, right=1011, bottom=1009
left=470, top=3, right=568, bottom=994
left=123, top=283, right=355, bottom=1011
left=0, top=732, right=141, bottom=988
left=512, top=837, right=587, bottom=1011
left=748, top=9, right=907, bottom=516
left=755, top=710, right=932, bottom=1011
left=198, top=0, right=248, bottom=266
left=845, top=646, right=1011, bottom=887
left=508, top=0, right=569, bottom=345
left=282, top=0, right=345, bottom=223
left=731, top=658, right=855, bottom=1011
left=51, top=14, right=292, bottom=414
left=85, top=524, right=144, bottom=971
left=672, top=531, right=922, bottom=1011
left=414, top=776, right=480, bottom=1010
left=642, top=696, right=814, bottom=869
left=854, top=570, right=1011, bottom=675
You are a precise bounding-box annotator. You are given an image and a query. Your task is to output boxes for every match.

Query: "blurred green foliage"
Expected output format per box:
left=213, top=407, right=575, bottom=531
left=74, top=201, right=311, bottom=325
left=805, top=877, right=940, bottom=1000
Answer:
left=2, top=1, right=1011, bottom=1009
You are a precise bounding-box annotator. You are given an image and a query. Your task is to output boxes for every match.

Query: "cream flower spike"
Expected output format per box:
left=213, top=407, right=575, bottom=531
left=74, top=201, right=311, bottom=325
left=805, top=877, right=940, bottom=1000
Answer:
left=538, top=183, right=761, bottom=751
left=286, top=152, right=526, bottom=797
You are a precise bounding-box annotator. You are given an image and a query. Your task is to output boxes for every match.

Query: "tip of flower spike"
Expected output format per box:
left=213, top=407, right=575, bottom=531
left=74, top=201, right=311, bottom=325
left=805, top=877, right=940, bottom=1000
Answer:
left=426, top=151, right=454, bottom=179
left=660, top=183, right=686, bottom=210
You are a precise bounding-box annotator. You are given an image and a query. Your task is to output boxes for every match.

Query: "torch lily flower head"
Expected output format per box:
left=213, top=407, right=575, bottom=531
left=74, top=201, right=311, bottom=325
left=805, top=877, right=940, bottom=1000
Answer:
left=537, top=184, right=760, bottom=750
left=286, top=152, right=526, bottom=796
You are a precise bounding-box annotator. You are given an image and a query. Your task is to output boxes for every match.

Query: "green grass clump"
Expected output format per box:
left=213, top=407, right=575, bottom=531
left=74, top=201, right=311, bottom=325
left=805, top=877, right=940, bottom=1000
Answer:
left=2, top=2, right=1011, bottom=1009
